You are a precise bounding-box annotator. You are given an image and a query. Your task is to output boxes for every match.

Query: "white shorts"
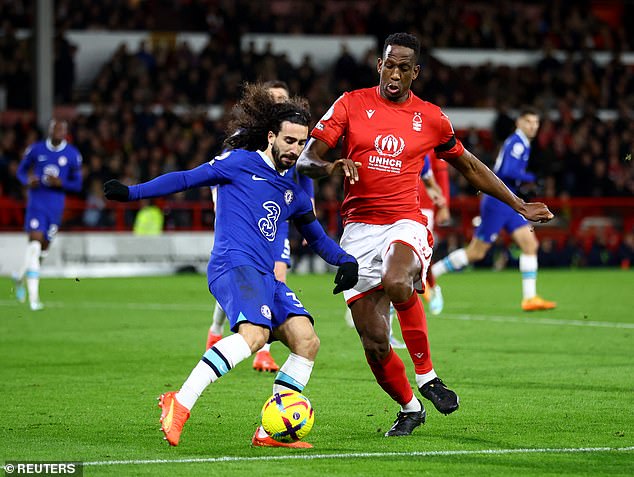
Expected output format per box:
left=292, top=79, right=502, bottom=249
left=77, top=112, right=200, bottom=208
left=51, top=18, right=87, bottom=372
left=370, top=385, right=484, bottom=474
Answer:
left=420, top=208, right=435, bottom=233
left=341, top=219, right=433, bottom=304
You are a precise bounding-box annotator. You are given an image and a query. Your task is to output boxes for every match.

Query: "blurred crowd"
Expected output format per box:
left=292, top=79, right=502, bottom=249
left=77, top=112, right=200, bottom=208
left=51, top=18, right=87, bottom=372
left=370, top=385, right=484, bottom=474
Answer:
left=1, top=0, right=633, bottom=266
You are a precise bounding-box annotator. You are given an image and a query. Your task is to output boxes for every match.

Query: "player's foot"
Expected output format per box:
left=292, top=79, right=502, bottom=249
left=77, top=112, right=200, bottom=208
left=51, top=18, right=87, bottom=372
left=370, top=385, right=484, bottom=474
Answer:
left=384, top=400, right=426, bottom=437
left=419, top=377, right=459, bottom=415
left=522, top=295, right=557, bottom=311
left=158, top=391, right=190, bottom=446
left=206, top=331, right=222, bottom=350
left=29, top=301, right=44, bottom=311
left=251, top=427, right=313, bottom=448
left=389, top=335, right=407, bottom=349
left=253, top=350, right=279, bottom=372
left=428, top=285, right=444, bottom=315
left=12, top=275, right=26, bottom=303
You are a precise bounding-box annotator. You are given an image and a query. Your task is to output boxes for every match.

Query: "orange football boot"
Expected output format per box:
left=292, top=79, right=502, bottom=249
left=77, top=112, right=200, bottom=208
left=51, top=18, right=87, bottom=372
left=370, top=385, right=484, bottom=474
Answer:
left=158, top=391, right=190, bottom=446
left=252, top=350, right=279, bottom=372
left=251, top=428, right=313, bottom=448
left=522, top=296, right=557, bottom=311
left=206, top=331, right=222, bottom=350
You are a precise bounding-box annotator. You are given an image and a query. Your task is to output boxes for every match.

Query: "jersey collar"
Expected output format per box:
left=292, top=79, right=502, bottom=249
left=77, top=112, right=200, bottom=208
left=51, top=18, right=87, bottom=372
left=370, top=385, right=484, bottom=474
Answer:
left=257, top=150, right=289, bottom=176
left=46, top=139, right=67, bottom=152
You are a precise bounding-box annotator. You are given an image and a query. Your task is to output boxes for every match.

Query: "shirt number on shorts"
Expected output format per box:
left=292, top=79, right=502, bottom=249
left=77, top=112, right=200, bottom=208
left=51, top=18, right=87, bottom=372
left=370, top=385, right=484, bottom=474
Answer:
left=286, top=292, right=304, bottom=308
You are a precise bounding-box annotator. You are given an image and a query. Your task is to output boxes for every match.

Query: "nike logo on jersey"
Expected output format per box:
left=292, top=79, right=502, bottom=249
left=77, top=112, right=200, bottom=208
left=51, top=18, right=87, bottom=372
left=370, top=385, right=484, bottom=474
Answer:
left=366, top=109, right=375, bottom=119
left=251, top=174, right=267, bottom=181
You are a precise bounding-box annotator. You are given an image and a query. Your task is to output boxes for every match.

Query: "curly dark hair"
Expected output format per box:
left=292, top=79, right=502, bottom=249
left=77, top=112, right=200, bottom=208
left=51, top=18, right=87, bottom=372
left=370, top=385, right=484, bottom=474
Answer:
left=223, top=83, right=311, bottom=152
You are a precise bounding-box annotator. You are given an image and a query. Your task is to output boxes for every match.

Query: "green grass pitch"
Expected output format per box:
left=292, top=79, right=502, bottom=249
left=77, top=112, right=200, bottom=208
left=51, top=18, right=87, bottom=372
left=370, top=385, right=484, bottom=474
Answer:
left=1, top=269, right=633, bottom=476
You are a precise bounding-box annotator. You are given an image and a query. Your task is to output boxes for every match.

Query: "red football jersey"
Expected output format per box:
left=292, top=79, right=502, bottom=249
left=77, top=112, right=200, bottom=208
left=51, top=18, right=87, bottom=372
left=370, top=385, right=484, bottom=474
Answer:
left=312, top=87, right=464, bottom=225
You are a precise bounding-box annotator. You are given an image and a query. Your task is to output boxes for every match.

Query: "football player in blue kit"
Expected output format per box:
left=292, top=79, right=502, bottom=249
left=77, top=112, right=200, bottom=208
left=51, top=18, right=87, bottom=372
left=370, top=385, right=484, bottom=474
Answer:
left=104, top=84, right=358, bottom=448
left=206, top=80, right=316, bottom=374
left=431, top=107, right=556, bottom=311
left=14, top=119, right=83, bottom=310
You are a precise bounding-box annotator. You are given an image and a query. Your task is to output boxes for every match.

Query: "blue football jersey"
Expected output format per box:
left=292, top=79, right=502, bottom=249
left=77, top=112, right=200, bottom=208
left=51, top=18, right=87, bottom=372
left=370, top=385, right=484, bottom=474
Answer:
left=491, top=129, right=536, bottom=193
left=17, top=139, right=83, bottom=215
left=128, top=149, right=314, bottom=282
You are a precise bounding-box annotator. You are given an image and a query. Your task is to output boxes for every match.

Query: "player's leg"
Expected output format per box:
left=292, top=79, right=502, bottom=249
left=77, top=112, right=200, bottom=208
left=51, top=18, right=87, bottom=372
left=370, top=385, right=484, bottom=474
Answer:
left=352, top=293, right=426, bottom=436
left=253, top=282, right=317, bottom=448
left=206, top=302, right=226, bottom=350
left=383, top=223, right=458, bottom=416
left=19, top=229, right=47, bottom=311
left=512, top=225, right=556, bottom=311
left=388, top=305, right=406, bottom=349
left=159, top=267, right=272, bottom=446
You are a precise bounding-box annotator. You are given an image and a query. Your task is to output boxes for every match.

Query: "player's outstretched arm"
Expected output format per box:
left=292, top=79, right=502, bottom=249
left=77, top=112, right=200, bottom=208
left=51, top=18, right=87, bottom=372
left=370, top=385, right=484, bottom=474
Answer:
left=297, top=138, right=362, bottom=184
left=104, top=163, right=220, bottom=202
left=446, top=149, right=554, bottom=223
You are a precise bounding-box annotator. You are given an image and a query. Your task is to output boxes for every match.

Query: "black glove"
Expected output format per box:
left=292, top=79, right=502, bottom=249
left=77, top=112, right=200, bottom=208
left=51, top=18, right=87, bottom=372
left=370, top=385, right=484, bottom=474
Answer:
left=333, top=261, right=358, bottom=294
left=104, top=179, right=130, bottom=201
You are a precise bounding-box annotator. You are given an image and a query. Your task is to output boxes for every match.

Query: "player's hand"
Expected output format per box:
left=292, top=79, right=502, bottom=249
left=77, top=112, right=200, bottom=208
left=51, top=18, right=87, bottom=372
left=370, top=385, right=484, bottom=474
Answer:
left=27, top=175, right=40, bottom=188
left=104, top=179, right=130, bottom=201
left=43, top=175, right=62, bottom=188
left=328, top=158, right=362, bottom=184
left=435, top=206, right=451, bottom=226
left=428, top=188, right=446, bottom=208
left=520, top=202, right=554, bottom=223
left=333, top=261, right=358, bottom=294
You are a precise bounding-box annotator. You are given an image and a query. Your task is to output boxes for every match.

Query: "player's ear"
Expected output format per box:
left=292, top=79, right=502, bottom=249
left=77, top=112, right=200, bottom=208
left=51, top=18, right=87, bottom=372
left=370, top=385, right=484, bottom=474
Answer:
left=376, top=57, right=383, bottom=74
left=267, top=130, right=275, bottom=146
left=412, top=64, right=421, bottom=80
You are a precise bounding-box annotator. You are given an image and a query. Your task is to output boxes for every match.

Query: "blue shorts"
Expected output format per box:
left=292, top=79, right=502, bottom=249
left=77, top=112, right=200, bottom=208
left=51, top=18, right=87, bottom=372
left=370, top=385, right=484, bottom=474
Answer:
left=24, top=205, right=61, bottom=242
left=209, top=265, right=311, bottom=335
left=273, top=220, right=291, bottom=267
left=475, top=195, right=528, bottom=244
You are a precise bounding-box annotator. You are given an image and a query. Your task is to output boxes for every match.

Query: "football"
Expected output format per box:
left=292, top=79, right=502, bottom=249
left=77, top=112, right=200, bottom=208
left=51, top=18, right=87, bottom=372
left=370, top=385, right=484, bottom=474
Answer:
left=260, top=391, right=315, bottom=442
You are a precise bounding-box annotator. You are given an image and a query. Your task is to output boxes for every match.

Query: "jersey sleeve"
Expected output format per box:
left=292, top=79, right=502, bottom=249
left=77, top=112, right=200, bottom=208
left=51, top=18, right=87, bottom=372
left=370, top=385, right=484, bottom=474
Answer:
left=16, top=144, right=36, bottom=185
left=421, top=153, right=432, bottom=178
left=496, top=139, right=536, bottom=183
left=433, top=111, right=465, bottom=159
left=128, top=152, right=235, bottom=201
left=310, top=94, right=348, bottom=148
left=62, top=148, right=83, bottom=193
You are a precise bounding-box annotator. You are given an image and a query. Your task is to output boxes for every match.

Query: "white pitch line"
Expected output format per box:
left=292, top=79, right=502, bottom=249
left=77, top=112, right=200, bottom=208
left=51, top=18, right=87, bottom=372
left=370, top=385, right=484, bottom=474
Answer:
left=84, top=446, right=634, bottom=467
left=2, top=299, right=633, bottom=329
left=440, top=313, right=634, bottom=329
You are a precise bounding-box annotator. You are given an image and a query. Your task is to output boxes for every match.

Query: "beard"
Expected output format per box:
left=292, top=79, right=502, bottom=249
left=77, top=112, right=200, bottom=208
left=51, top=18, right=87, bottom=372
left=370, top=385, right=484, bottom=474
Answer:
left=272, top=143, right=295, bottom=171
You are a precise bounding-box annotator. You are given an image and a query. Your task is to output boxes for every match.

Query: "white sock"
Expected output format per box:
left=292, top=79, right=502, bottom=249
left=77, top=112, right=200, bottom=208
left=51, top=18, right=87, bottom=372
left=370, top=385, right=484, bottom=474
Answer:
left=210, top=303, right=227, bottom=335
left=176, top=333, right=252, bottom=410
left=401, top=396, right=422, bottom=413
left=272, top=353, right=314, bottom=394
left=24, top=241, right=42, bottom=304
left=519, top=254, right=538, bottom=299
left=415, top=369, right=438, bottom=388
left=259, top=343, right=271, bottom=352
left=432, top=248, right=468, bottom=277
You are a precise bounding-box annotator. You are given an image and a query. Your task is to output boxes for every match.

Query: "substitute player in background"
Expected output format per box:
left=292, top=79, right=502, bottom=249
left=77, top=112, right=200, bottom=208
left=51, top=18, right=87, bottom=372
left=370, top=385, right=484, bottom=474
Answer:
left=13, top=119, right=82, bottom=310
left=206, top=80, right=315, bottom=373
left=104, top=84, right=358, bottom=448
left=431, top=107, right=556, bottom=311
left=298, top=33, right=554, bottom=437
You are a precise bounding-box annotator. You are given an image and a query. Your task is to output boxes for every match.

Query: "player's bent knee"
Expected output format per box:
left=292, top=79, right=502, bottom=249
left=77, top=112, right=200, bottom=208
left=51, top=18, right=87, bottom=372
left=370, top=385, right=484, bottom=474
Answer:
left=382, top=277, right=413, bottom=304
left=238, top=323, right=270, bottom=353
